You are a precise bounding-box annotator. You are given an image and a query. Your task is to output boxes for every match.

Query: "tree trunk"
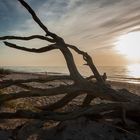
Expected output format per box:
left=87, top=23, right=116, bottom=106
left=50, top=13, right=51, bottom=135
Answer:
left=59, top=45, right=86, bottom=83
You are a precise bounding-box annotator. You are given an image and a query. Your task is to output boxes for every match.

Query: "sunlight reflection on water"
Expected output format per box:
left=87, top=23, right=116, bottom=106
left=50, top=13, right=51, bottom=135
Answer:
left=1, top=65, right=140, bottom=84
left=127, top=64, right=140, bottom=78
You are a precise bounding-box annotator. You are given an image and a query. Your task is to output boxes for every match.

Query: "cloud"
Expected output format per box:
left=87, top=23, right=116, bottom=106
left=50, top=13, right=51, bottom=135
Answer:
left=100, top=0, right=122, bottom=7
left=1, top=0, right=140, bottom=66
left=1, top=0, right=140, bottom=39
left=0, top=0, right=32, bottom=35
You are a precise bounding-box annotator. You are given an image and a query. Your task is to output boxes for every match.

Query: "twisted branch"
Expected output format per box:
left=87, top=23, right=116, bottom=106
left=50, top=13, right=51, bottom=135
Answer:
left=0, top=1, right=139, bottom=128
left=0, top=84, right=79, bottom=105
left=38, top=92, right=81, bottom=111
left=0, top=75, right=71, bottom=89
left=0, top=102, right=139, bottom=121
left=0, top=35, right=55, bottom=43
left=67, top=44, right=105, bottom=85
left=18, top=0, right=57, bottom=39
left=4, top=41, right=57, bottom=53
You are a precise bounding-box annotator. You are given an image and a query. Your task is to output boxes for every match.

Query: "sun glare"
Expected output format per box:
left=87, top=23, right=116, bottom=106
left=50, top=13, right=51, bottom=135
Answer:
left=115, top=32, right=140, bottom=60
left=127, top=63, right=140, bottom=78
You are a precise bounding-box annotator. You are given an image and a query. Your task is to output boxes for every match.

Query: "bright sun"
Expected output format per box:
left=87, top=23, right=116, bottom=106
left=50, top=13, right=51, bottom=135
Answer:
left=115, top=32, right=140, bottom=60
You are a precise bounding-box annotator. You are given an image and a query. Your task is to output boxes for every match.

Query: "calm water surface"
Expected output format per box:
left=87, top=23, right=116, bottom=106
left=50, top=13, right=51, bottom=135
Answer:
left=1, top=64, right=140, bottom=84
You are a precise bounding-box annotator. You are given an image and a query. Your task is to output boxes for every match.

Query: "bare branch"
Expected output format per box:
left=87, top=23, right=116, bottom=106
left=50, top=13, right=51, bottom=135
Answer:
left=67, top=44, right=105, bottom=85
left=1, top=80, right=139, bottom=105
left=17, top=83, right=41, bottom=90
left=0, top=84, right=80, bottom=104
left=0, top=75, right=71, bottom=89
left=37, top=92, right=80, bottom=111
left=0, top=35, right=55, bottom=43
left=0, top=108, right=99, bottom=120
left=0, top=102, right=139, bottom=121
left=82, top=94, right=95, bottom=107
left=1, top=73, right=139, bottom=105
left=3, top=40, right=86, bottom=83
left=5, top=0, right=80, bottom=83
left=0, top=2, right=140, bottom=135
left=18, top=0, right=57, bottom=39
left=4, top=41, right=57, bottom=53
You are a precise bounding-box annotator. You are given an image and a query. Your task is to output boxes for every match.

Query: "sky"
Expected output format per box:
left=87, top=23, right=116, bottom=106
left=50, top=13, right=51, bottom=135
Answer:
left=0, top=0, right=140, bottom=66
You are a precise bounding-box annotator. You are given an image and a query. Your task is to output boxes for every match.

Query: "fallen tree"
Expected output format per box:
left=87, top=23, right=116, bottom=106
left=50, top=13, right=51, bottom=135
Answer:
left=0, top=0, right=140, bottom=138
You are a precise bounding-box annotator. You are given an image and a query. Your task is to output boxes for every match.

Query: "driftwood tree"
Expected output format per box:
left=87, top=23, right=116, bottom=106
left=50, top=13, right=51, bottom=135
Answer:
left=0, top=0, right=140, bottom=134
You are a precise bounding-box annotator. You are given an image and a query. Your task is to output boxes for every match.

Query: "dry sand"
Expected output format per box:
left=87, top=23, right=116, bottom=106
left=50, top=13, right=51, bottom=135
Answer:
left=0, top=72, right=140, bottom=140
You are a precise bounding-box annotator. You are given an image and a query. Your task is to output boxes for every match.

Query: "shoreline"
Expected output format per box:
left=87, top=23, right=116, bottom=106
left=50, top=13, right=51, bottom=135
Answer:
left=1, top=65, right=140, bottom=84
left=1, top=71, right=139, bottom=97
left=0, top=70, right=140, bottom=139
left=107, top=80, right=140, bottom=95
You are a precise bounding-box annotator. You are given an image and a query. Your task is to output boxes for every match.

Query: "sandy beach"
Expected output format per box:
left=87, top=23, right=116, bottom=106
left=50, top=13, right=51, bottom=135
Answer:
left=1, top=0, right=140, bottom=139
left=0, top=72, right=140, bottom=140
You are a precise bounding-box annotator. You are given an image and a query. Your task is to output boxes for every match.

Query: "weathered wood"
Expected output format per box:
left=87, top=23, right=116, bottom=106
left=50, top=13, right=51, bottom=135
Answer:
left=17, top=83, right=40, bottom=90
left=67, top=44, right=105, bottom=85
left=0, top=84, right=80, bottom=104
left=17, top=0, right=86, bottom=83
left=0, top=1, right=140, bottom=133
left=82, top=94, right=95, bottom=106
left=37, top=92, right=80, bottom=111
left=0, top=102, right=139, bottom=121
left=4, top=41, right=57, bottom=53
left=17, top=0, right=53, bottom=37
left=0, top=35, right=55, bottom=42
left=58, top=43, right=86, bottom=83
left=1, top=80, right=140, bottom=106
left=0, top=75, right=71, bottom=89
left=4, top=41, right=86, bottom=83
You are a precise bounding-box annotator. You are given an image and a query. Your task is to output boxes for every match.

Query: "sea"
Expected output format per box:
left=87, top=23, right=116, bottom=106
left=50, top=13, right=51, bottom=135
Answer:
left=1, top=64, right=140, bottom=84
left=1, top=64, right=140, bottom=95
